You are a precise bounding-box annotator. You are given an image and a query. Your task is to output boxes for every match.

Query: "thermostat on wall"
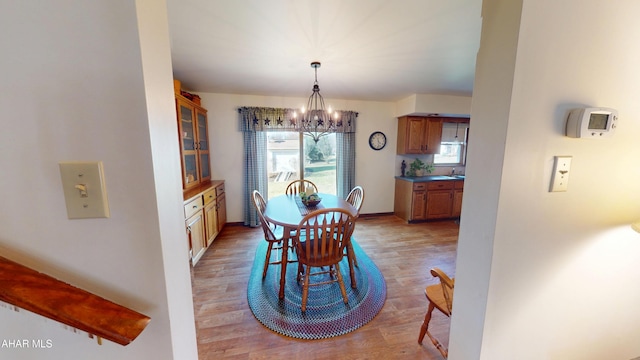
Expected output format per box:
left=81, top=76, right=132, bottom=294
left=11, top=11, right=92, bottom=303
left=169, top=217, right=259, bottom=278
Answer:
left=565, top=107, right=618, bottom=138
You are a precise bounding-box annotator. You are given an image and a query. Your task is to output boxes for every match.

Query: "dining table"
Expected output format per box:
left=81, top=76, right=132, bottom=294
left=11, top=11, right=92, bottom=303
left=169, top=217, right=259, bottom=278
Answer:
left=263, top=192, right=358, bottom=299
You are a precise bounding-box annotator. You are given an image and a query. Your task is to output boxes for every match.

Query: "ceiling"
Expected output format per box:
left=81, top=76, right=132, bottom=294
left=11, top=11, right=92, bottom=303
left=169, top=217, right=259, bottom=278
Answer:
left=166, top=0, right=482, bottom=102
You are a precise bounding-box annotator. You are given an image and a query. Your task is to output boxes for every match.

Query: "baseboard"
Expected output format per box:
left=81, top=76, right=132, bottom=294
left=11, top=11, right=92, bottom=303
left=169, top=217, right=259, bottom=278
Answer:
left=358, top=212, right=395, bottom=219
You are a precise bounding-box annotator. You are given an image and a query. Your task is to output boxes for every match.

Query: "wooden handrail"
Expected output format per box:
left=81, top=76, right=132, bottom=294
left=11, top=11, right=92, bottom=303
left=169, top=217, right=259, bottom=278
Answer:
left=0, top=255, right=150, bottom=346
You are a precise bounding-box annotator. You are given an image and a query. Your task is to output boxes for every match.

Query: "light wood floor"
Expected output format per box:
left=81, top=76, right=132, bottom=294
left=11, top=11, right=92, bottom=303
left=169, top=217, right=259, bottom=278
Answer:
left=191, top=214, right=458, bottom=359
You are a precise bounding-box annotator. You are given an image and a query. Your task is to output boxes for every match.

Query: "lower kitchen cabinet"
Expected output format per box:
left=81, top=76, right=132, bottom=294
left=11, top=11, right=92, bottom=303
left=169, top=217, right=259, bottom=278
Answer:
left=425, top=181, right=454, bottom=219
left=214, top=183, right=226, bottom=235
left=394, top=177, right=463, bottom=222
left=204, top=188, right=219, bottom=247
left=185, top=196, right=206, bottom=264
left=184, top=180, right=226, bottom=265
left=452, top=181, right=464, bottom=217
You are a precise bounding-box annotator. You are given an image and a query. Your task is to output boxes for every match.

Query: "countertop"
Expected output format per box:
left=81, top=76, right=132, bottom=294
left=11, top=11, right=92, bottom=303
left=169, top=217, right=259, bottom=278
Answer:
left=395, top=175, right=465, bottom=182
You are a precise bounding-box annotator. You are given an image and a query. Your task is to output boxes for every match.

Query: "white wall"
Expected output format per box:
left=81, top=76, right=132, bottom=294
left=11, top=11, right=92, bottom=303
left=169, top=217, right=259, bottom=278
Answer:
left=135, top=0, right=199, bottom=358
left=0, top=1, right=197, bottom=359
left=197, top=93, right=399, bottom=220
left=396, top=94, right=473, bottom=117
left=451, top=1, right=640, bottom=359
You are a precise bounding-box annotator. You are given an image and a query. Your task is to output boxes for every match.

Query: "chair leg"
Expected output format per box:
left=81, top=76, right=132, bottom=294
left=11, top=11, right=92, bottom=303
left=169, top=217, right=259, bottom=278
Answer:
left=418, top=302, right=435, bottom=344
left=347, top=241, right=358, bottom=267
left=301, top=266, right=311, bottom=312
left=345, top=243, right=357, bottom=288
left=419, top=301, right=449, bottom=358
left=262, top=242, right=275, bottom=278
left=296, top=261, right=304, bottom=283
left=334, top=263, right=349, bottom=304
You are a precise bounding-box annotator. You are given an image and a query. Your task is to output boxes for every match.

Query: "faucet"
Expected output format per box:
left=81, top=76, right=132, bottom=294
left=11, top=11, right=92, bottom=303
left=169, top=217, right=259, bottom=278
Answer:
left=451, top=168, right=455, bottom=175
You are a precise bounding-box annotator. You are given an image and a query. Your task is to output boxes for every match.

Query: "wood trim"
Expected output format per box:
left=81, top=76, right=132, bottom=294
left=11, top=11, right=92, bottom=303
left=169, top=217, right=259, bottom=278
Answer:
left=357, top=212, right=395, bottom=219
left=0, top=256, right=150, bottom=346
left=183, top=179, right=224, bottom=202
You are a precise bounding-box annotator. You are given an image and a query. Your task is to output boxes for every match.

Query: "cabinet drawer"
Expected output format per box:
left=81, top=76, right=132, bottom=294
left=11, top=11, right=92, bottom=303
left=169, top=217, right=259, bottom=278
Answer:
left=454, top=180, right=464, bottom=189
left=203, top=188, right=216, bottom=206
left=184, top=197, right=203, bottom=218
left=413, top=183, right=427, bottom=191
left=427, top=181, right=454, bottom=190
left=215, top=183, right=225, bottom=196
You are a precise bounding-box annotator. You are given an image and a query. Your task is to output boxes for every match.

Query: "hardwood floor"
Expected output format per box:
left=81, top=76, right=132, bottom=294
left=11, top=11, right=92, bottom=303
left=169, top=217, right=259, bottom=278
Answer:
left=191, top=214, right=458, bottom=359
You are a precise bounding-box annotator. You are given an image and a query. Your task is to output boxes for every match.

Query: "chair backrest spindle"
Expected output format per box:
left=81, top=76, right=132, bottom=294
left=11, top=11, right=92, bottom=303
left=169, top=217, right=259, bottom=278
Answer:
left=285, top=179, right=318, bottom=195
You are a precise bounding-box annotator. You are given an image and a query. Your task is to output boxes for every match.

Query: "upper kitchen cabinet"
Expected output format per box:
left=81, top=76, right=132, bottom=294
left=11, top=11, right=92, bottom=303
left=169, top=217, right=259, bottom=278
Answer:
left=176, top=96, right=211, bottom=191
left=397, top=116, right=443, bottom=154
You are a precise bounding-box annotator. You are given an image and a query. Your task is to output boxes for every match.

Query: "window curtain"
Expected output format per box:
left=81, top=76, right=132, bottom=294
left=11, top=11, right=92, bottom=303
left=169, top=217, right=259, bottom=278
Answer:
left=336, top=132, right=356, bottom=199
left=239, top=106, right=356, bottom=133
left=240, top=106, right=357, bottom=225
left=242, top=128, right=267, bottom=227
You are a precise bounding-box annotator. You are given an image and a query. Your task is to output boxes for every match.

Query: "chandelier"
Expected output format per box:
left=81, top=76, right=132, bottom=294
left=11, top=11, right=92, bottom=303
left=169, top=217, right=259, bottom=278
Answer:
left=294, top=61, right=339, bottom=143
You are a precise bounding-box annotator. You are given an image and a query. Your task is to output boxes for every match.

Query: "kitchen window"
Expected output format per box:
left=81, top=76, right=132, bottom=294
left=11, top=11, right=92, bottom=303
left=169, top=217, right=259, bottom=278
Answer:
left=434, top=121, right=469, bottom=166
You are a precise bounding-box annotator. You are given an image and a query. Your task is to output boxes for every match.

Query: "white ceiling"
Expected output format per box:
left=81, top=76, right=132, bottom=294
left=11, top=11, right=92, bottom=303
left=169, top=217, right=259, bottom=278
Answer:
left=166, top=0, right=482, bottom=102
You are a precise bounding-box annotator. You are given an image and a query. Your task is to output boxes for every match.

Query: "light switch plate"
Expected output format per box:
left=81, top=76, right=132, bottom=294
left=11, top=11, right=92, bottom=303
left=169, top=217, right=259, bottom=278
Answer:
left=549, top=156, right=572, bottom=192
left=59, top=161, right=110, bottom=219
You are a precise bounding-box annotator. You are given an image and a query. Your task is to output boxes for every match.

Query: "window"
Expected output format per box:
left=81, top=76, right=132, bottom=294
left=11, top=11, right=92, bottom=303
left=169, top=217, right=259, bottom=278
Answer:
left=434, top=122, right=469, bottom=165
left=266, top=132, right=336, bottom=199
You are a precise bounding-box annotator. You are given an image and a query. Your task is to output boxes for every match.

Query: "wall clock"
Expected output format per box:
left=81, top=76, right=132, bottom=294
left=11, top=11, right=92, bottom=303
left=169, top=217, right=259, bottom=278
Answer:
left=368, top=131, right=387, bottom=150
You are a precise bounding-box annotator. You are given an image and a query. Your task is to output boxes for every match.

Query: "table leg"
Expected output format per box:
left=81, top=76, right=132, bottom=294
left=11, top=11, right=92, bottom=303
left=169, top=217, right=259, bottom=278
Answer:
left=279, top=226, right=293, bottom=299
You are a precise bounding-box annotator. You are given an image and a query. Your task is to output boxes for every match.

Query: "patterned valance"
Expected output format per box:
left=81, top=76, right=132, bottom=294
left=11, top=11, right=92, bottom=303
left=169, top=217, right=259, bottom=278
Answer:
left=239, top=107, right=357, bottom=133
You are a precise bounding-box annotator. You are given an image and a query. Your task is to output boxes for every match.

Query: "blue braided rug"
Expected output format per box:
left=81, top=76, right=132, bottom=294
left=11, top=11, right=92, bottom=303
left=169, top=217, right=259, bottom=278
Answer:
left=247, top=238, right=386, bottom=340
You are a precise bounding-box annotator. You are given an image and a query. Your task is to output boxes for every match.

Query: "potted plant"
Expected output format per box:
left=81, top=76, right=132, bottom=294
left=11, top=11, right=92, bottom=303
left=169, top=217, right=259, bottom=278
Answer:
left=406, top=158, right=434, bottom=177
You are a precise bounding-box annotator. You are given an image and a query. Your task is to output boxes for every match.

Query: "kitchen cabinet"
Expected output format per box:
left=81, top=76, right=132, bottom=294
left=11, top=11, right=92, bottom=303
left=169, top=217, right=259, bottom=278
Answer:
left=203, top=188, right=219, bottom=247
left=185, top=196, right=206, bottom=264
left=396, top=116, right=443, bottom=154
left=176, top=95, right=210, bottom=191
left=410, top=183, right=427, bottom=221
left=215, top=183, right=226, bottom=234
left=184, top=180, right=226, bottom=265
left=425, top=181, right=454, bottom=219
left=452, top=181, right=464, bottom=217
left=394, top=177, right=463, bottom=222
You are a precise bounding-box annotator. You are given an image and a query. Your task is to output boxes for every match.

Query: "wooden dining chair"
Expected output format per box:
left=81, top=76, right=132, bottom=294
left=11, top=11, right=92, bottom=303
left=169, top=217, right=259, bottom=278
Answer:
left=285, top=179, right=318, bottom=195
left=418, top=267, right=455, bottom=359
left=344, top=186, right=364, bottom=269
left=294, top=208, right=356, bottom=312
left=251, top=190, right=294, bottom=278
left=346, top=186, right=365, bottom=213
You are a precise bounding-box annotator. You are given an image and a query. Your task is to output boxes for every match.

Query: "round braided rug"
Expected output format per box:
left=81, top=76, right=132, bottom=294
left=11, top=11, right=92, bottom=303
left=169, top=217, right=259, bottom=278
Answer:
left=247, top=238, right=386, bottom=340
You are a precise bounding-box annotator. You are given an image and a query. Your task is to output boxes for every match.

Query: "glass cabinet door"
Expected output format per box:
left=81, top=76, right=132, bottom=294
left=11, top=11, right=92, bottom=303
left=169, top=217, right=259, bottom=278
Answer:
left=177, top=97, right=211, bottom=190
left=196, top=108, right=211, bottom=182
left=197, top=110, right=208, bottom=151
left=184, top=154, right=199, bottom=185
left=180, top=104, right=196, bottom=151
left=178, top=100, right=199, bottom=188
